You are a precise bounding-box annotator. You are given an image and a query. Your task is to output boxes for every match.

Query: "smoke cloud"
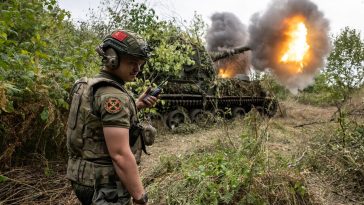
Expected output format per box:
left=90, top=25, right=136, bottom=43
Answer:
left=248, top=0, right=331, bottom=93
left=206, top=12, right=248, bottom=51
left=206, top=12, right=250, bottom=78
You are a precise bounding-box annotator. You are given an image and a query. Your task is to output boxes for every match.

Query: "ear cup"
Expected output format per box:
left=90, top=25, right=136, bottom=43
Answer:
left=107, top=55, right=118, bottom=69
left=104, top=48, right=119, bottom=69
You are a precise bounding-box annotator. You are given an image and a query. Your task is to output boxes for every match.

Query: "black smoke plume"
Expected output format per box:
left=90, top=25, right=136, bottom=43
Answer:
left=206, top=12, right=248, bottom=51
left=248, top=0, right=331, bottom=93
left=206, top=12, right=250, bottom=77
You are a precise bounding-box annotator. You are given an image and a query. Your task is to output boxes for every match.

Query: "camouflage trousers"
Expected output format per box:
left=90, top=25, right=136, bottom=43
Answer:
left=71, top=181, right=132, bottom=205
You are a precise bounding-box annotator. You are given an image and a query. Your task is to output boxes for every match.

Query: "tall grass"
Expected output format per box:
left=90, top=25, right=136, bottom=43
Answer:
left=145, top=111, right=314, bottom=205
left=303, top=106, right=364, bottom=202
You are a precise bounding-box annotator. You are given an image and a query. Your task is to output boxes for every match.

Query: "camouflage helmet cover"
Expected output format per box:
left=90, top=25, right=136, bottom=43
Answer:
left=102, top=29, right=150, bottom=60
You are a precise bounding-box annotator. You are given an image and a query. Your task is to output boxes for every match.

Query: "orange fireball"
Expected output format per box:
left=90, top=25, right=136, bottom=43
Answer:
left=279, top=16, right=310, bottom=73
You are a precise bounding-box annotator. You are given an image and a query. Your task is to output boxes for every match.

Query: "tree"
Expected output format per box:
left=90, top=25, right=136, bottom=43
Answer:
left=325, top=27, right=364, bottom=101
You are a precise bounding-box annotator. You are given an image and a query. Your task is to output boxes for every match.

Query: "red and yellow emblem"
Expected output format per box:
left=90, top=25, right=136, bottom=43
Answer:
left=104, top=97, right=122, bottom=114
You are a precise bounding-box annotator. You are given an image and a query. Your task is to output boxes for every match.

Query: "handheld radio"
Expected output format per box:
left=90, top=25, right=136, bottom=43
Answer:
left=143, top=79, right=168, bottom=100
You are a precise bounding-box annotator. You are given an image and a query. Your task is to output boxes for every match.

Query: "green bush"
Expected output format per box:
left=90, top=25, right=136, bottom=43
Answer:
left=0, top=0, right=102, bottom=167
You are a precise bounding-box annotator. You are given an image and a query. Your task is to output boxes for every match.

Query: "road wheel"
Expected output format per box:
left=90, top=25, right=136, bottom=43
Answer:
left=190, top=109, right=213, bottom=127
left=232, top=107, right=246, bottom=119
left=166, top=110, right=187, bottom=129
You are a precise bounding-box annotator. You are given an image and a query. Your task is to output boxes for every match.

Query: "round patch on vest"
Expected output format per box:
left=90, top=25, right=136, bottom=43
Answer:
left=104, top=97, right=122, bottom=114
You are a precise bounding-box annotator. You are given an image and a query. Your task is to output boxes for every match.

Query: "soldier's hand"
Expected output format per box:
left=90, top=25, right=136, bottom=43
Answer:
left=136, top=87, right=158, bottom=110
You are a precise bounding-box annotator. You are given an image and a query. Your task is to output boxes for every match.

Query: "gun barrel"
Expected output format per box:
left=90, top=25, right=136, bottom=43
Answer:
left=233, top=46, right=251, bottom=54
left=211, top=46, right=251, bottom=62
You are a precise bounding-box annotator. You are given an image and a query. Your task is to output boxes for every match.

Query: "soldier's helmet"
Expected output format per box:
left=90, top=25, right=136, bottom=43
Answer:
left=98, top=29, right=151, bottom=60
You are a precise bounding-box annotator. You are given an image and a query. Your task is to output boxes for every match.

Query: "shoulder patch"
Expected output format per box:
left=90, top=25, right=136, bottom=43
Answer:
left=104, top=97, right=123, bottom=114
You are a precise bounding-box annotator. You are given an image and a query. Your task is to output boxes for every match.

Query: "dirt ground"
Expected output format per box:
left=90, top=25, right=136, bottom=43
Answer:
left=1, top=99, right=361, bottom=205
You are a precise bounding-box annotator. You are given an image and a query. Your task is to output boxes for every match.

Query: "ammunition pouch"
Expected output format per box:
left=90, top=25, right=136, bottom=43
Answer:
left=142, top=124, right=156, bottom=146
left=129, top=122, right=157, bottom=155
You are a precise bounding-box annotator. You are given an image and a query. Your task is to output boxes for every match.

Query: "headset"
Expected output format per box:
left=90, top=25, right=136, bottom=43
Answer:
left=96, top=45, right=119, bottom=69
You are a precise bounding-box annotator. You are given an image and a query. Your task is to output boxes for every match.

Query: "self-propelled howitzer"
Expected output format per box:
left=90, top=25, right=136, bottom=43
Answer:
left=154, top=45, right=277, bottom=129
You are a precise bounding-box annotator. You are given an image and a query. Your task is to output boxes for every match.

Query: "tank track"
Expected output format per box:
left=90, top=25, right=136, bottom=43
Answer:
left=155, top=94, right=277, bottom=129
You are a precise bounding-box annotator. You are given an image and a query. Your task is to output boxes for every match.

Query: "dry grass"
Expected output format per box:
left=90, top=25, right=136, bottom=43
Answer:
left=143, top=110, right=316, bottom=204
left=0, top=99, right=67, bottom=169
left=0, top=161, right=79, bottom=205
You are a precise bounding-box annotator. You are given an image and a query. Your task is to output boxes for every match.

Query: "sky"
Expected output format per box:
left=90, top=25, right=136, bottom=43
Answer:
left=58, top=0, right=364, bottom=37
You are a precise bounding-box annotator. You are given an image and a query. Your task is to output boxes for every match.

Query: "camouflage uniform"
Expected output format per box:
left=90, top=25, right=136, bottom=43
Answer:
left=66, top=70, right=142, bottom=205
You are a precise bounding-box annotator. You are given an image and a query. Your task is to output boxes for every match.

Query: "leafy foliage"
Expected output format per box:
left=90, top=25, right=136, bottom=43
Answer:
left=0, top=0, right=100, bottom=110
left=325, top=28, right=364, bottom=99
left=0, top=0, right=103, bottom=166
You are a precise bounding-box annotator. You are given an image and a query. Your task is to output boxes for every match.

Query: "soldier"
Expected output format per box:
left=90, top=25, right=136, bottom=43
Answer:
left=66, top=29, right=157, bottom=205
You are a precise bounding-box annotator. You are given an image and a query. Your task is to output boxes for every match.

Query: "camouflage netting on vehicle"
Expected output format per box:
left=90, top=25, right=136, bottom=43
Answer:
left=215, top=78, right=266, bottom=97
left=161, top=78, right=266, bottom=98
left=182, top=45, right=216, bottom=81
left=162, top=81, right=203, bottom=95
